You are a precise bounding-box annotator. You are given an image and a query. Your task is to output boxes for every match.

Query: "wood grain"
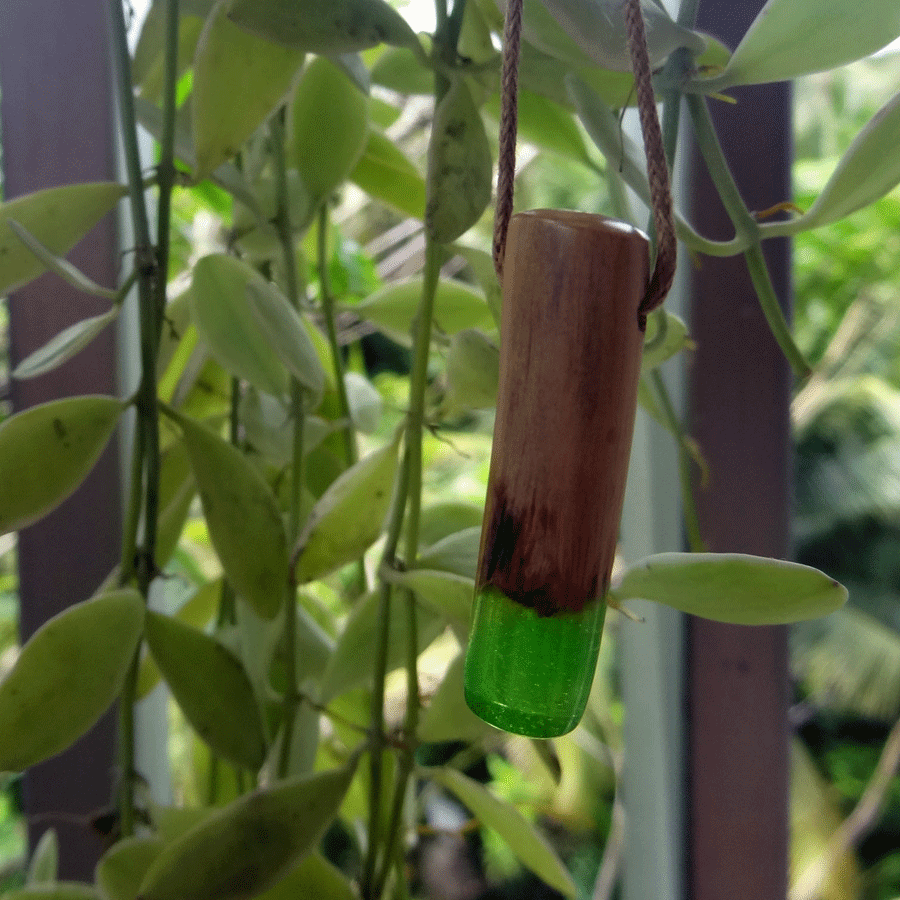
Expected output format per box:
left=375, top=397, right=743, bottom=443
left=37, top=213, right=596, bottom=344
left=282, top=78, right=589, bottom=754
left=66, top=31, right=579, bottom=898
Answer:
left=477, top=210, right=649, bottom=615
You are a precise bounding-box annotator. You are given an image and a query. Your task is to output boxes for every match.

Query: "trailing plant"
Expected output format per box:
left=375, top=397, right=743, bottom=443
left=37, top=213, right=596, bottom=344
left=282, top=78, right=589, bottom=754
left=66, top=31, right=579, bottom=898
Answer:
left=1, top=0, right=899, bottom=896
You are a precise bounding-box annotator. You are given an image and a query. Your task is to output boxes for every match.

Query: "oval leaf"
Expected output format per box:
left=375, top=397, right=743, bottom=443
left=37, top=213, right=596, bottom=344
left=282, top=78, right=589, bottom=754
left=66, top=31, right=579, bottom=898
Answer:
left=708, top=0, right=900, bottom=89
left=800, top=92, right=900, bottom=230
left=176, top=411, right=288, bottom=619
left=0, top=395, right=123, bottom=535
left=145, top=611, right=268, bottom=771
left=245, top=280, right=326, bottom=397
left=28, top=829, right=59, bottom=885
left=426, top=78, right=492, bottom=243
left=445, top=329, right=499, bottom=410
left=0, top=182, right=126, bottom=295
left=13, top=308, right=120, bottom=380
left=191, top=253, right=288, bottom=396
left=611, top=553, right=848, bottom=625
left=193, top=0, right=305, bottom=180
left=390, top=569, right=473, bottom=633
left=354, top=277, right=493, bottom=347
left=430, top=767, right=577, bottom=898
left=318, top=590, right=445, bottom=703
left=289, top=56, right=370, bottom=203
left=137, top=764, right=356, bottom=900
left=255, top=852, right=356, bottom=900
left=349, top=128, right=427, bottom=218
left=0, top=590, right=144, bottom=772
left=418, top=654, right=492, bottom=744
left=414, top=527, right=480, bottom=579
left=343, top=372, right=382, bottom=434
left=293, top=435, right=400, bottom=583
left=227, top=0, right=418, bottom=52
left=95, top=836, right=165, bottom=900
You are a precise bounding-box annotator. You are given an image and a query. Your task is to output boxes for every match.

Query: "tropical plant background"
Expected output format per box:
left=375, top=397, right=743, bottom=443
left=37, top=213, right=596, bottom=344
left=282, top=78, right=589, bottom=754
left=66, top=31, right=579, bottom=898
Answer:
left=0, top=1, right=899, bottom=898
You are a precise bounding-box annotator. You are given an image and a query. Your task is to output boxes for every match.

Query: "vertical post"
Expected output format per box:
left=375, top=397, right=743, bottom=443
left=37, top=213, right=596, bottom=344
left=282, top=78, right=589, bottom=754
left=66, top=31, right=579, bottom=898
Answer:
left=0, top=0, right=122, bottom=880
left=687, top=1, right=792, bottom=898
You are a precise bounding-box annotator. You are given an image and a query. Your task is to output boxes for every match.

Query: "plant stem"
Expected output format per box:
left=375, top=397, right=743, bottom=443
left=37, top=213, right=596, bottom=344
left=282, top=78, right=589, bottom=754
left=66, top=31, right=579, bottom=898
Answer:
left=685, top=93, right=811, bottom=379
left=108, top=0, right=176, bottom=836
left=317, top=205, right=357, bottom=469
left=270, top=111, right=306, bottom=779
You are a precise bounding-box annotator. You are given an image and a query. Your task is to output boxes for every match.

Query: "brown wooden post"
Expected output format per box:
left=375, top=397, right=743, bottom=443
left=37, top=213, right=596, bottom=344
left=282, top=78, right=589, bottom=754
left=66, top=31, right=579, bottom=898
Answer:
left=686, top=1, right=793, bottom=897
left=0, top=0, right=122, bottom=880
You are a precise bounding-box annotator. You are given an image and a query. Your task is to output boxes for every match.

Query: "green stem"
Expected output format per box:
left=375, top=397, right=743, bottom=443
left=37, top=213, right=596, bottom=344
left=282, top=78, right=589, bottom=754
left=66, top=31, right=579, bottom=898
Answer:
left=317, top=205, right=357, bottom=468
left=648, top=370, right=705, bottom=552
left=270, top=111, right=306, bottom=779
left=108, top=0, right=177, bottom=836
left=685, top=93, right=811, bottom=379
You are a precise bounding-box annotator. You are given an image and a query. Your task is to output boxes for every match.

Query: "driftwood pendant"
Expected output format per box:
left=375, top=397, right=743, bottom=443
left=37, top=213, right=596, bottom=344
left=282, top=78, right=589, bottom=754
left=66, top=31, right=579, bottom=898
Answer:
left=464, top=210, right=649, bottom=737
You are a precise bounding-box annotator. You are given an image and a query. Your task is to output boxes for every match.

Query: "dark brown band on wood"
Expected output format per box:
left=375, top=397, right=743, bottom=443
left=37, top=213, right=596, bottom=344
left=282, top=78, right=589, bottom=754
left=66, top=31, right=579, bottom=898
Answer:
left=477, top=210, right=649, bottom=615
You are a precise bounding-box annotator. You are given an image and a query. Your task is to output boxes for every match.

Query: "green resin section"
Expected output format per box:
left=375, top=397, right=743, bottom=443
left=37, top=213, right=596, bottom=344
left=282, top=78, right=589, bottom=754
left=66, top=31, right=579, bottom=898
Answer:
left=464, top=586, right=606, bottom=738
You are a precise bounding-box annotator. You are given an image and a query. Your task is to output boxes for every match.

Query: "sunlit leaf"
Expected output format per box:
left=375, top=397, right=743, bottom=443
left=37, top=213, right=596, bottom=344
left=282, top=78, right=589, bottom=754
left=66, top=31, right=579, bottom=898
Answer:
left=13, top=308, right=120, bottom=380
left=641, top=310, right=691, bottom=371
left=426, top=78, right=492, bottom=243
left=145, top=611, right=268, bottom=770
left=227, top=0, right=419, bottom=52
left=27, top=829, right=59, bottom=885
left=0, top=395, right=123, bottom=535
left=703, top=0, right=900, bottom=89
left=354, top=277, right=493, bottom=347
left=293, top=435, right=400, bottom=583
left=138, top=764, right=357, bottom=900
left=429, top=767, right=577, bottom=898
left=175, top=410, right=288, bottom=619
left=190, top=253, right=288, bottom=396
left=612, top=553, right=848, bottom=625
left=349, top=128, right=426, bottom=218
left=193, top=0, right=305, bottom=179
left=0, top=182, right=126, bottom=295
left=289, top=56, right=370, bottom=203
left=445, top=329, right=499, bottom=410
left=418, top=654, right=492, bottom=743
left=0, top=590, right=144, bottom=772
left=95, top=836, right=165, bottom=900
left=797, top=92, right=900, bottom=230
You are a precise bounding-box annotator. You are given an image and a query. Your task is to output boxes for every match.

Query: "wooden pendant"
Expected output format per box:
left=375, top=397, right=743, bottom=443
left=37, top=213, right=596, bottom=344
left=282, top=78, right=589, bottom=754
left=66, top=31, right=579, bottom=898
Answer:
left=465, top=209, right=649, bottom=737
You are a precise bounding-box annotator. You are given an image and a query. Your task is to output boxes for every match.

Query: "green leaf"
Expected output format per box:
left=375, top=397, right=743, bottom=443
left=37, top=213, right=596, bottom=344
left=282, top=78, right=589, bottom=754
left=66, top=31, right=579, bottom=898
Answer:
left=289, top=57, right=370, bottom=202
left=0, top=395, right=124, bottom=535
left=344, top=372, right=382, bottom=434
left=641, top=310, right=691, bottom=371
left=13, top=308, right=120, bottom=380
left=0, top=182, right=126, bottom=295
left=175, top=411, right=289, bottom=620
left=426, top=78, right=492, bottom=243
left=7, top=219, right=119, bottom=300
left=137, top=764, right=356, bottom=900
left=416, top=500, right=485, bottom=549
left=704, top=0, right=900, bottom=89
left=145, top=611, right=268, bottom=771
left=27, top=829, right=59, bottom=885
left=192, top=0, right=305, bottom=180
left=227, top=0, right=419, bottom=53
left=414, top=527, right=480, bottom=579
left=245, top=280, right=326, bottom=397
left=349, top=128, right=426, bottom=218
left=389, top=569, right=473, bottom=633
left=95, top=836, right=165, bottom=900
left=537, top=0, right=705, bottom=70
left=430, top=767, right=577, bottom=898
left=445, top=329, right=499, bottom=410
left=293, top=435, right=400, bottom=583
left=418, top=654, right=492, bottom=744
left=484, top=89, right=596, bottom=169
left=190, top=253, right=288, bottom=396
left=797, top=92, right=900, bottom=230
left=1, top=885, right=100, bottom=899
left=370, top=45, right=433, bottom=95
left=451, top=243, right=501, bottom=327
left=318, top=589, right=445, bottom=703
left=240, top=391, right=334, bottom=467
left=353, top=277, right=493, bottom=347
left=255, top=853, right=356, bottom=900
left=0, top=590, right=144, bottom=772
left=155, top=440, right=197, bottom=570
left=611, top=553, right=848, bottom=625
